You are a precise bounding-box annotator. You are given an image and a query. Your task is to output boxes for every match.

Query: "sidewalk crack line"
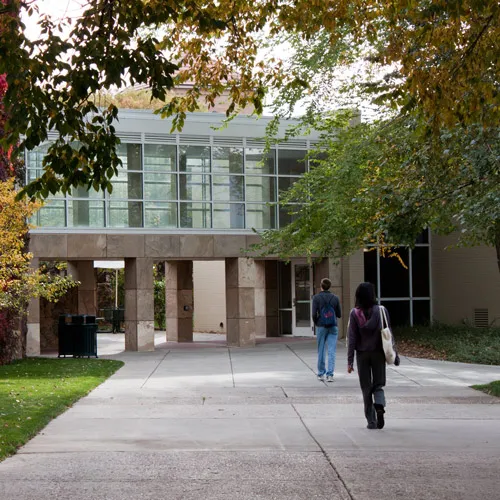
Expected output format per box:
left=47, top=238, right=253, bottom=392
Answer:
left=291, top=403, right=355, bottom=500
left=140, top=350, right=171, bottom=388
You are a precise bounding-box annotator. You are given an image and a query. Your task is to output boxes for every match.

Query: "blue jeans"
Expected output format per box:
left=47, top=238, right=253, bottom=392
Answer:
left=316, top=326, right=338, bottom=376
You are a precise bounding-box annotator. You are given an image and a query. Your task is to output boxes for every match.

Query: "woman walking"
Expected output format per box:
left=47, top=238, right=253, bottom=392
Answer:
left=347, top=282, right=399, bottom=429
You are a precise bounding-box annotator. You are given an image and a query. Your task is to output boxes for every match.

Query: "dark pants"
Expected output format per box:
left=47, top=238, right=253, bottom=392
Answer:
left=356, top=350, right=386, bottom=426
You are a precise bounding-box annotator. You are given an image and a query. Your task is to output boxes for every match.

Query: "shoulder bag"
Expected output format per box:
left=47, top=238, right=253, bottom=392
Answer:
left=380, top=306, right=396, bottom=364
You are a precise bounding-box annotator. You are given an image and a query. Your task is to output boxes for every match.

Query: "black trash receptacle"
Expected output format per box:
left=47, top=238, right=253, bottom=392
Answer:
left=58, top=314, right=98, bottom=358
left=58, top=314, right=74, bottom=357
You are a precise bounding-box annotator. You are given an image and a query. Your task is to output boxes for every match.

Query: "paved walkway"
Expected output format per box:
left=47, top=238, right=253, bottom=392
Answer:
left=1, top=334, right=500, bottom=500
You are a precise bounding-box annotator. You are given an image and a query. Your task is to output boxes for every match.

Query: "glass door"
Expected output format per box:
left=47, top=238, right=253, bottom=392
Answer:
left=292, top=261, right=314, bottom=336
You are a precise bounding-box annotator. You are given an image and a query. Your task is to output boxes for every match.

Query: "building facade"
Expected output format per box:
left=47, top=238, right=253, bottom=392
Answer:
left=25, top=111, right=500, bottom=354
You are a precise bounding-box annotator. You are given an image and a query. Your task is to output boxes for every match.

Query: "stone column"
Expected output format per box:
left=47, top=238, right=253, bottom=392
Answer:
left=26, top=258, right=40, bottom=356
left=67, top=261, right=97, bottom=315
left=254, top=261, right=266, bottom=338
left=265, top=261, right=280, bottom=337
left=225, top=258, right=256, bottom=347
left=124, top=258, right=154, bottom=351
left=165, top=260, right=193, bottom=342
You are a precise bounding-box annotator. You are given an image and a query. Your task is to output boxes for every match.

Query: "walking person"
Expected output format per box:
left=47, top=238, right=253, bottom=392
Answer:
left=312, top=278, right=341, bottom=382
left=347, top=282, right=399, bottom=429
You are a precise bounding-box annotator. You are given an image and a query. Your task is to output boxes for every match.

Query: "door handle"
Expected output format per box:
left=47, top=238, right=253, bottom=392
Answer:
left=292, top=298, right=296, bottom=307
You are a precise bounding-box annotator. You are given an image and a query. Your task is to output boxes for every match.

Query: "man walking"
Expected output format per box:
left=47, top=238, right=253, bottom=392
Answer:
left=312, top=278, right=342, bottom=382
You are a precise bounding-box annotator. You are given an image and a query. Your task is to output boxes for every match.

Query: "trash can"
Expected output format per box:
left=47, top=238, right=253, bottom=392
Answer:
left=58, top=314, right=98, bottom=358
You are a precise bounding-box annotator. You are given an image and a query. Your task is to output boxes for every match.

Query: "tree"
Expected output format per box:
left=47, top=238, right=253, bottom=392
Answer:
left=256, top=113, right=500, bottom=270
left=1, top=0, right=498, bottom=200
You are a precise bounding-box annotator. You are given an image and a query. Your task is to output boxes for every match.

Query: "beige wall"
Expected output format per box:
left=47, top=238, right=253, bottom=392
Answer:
left=432, top=234, right=500, bottom=326
left=193, top=261, right=226, bottom=333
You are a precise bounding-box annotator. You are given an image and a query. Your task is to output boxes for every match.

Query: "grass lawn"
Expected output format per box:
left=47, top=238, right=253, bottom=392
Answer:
left=394, top=323, right=500, bottom=365
left=0, top=357, right=123, bottom=461
left=472, top=380, right=500, bottom=398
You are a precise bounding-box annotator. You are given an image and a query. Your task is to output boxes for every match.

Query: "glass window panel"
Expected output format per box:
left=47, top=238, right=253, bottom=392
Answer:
left=246, top=203, right=276, bottom=229
left=179, top=174, right=211, bottom=201
left=213, top=175, right=244, bottom=201
left=180, top=202, right=211, bottom=228
left=413, top=300, right=430, bottom=325
left=363, top=249, right=378, bottom=293
left=245, top=148, right=275, bottom=174
left=380, top=248, right=409, bottom=298
left=415, top=228, right=429, bottom=244
left=213, top=146, right=243, bottom=174
left=32, top=200, right=66, bottom=227
left=108, top=172, right=143, bottom=199
left=213, top=203, right=244, bottom=229
left=412, top=247, right=430, bottom=297
left=26, top=144, right=50, bottom=170
left=380, top=300, right=410, bottom=327
left=279, top=204, right=301, bottom=228
left=68, top=200, right=104, bottom=227
left=278, top=149, right=307, bottom=175
left=108, top=201, right=143, bottom=228
left=145, top=202, right=178, bottom=228
left=68, top=184, right=104, bottom=199
left=144, top=173, right=177, bottom=201
left=144, top=144, right=176, bottom=172
left=117, top=143, right=142, bottom=171
left=245, top=176, right=276, bottom=202
left=278, top=176, right=300, bottom=197
left=179, top=145, right=211, bottom=173
left=27, top=169, right=42, bottom=182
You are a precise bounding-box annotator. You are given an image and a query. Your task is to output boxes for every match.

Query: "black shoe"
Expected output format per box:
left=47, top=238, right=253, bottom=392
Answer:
left=374, top=404, right=385, bottom=429
left=366, top=422, right=377, bottom=429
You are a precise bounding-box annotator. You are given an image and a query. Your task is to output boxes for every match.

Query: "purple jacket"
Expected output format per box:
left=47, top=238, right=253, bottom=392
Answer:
left=347, top=305, right=392, bottom=367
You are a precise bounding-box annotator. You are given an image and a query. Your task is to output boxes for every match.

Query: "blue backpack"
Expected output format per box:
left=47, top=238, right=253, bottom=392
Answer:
left=319, top=297, right=337, bottom=327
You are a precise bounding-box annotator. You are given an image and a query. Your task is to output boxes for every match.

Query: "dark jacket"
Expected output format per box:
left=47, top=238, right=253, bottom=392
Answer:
left=312, top=291, right=341, bottom=326
left=347, top=305, right=392, bottom=367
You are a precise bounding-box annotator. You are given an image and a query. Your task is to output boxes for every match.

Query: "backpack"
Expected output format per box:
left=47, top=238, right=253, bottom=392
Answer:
left=318, top=296, right=337, bottom=327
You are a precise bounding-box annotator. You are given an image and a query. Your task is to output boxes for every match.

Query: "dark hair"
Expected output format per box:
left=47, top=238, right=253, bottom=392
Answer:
left=355, top=282, right=376, bottom=309
left=321, top=278, right=331, bottom=291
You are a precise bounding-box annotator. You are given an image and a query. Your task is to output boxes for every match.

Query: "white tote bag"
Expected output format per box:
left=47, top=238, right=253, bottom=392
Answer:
left=380, top=306, right=396, bottom=364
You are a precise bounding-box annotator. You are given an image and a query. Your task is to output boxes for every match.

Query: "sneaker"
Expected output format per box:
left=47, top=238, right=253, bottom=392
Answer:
left=366, top=422, right=377, bottom=429
left=375, top=404, right=385, bottom=429
left=317, top=374, right=326, bottom=381
left=326, top=375, right=334, bottom=382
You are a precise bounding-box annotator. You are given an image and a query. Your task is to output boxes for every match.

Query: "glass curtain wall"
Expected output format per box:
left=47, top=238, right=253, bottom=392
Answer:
left=28, top=141, right=310, bottom=230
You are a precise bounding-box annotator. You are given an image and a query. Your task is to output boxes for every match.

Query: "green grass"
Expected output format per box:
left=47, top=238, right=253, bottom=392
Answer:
left=394, top=323, right=500, bottom=365
left=0, top=357, right=123, bottom=461
left=472, top=380, right=500, bottom=397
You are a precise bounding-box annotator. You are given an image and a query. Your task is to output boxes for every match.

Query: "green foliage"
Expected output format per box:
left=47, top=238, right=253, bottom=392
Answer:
left=0, top=0, right=244, bottom=199
left=256, top=113, right=500, bottom=271
left=395, top=323, right=500, bottom=365
left=154, top=272, right=166, bottom=330
left=0, top=358, right=123, bottom=461
left=472, top=380, right=500, bottom=398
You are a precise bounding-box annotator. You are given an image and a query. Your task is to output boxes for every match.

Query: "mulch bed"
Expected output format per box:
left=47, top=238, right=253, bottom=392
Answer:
left=396, top=340, right=447, bottom=361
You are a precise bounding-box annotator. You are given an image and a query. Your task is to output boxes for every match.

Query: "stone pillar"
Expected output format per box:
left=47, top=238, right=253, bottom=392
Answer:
left=124, top=258, right=154, bottom=351
left=67, top=261, right=97, bottom=315
left=26, top=258, right=40, bottom=356
left=165, top=260, right=193, bottom=342
left=254, top=261, right=266, bottom=338
left=225, top=258, right=256, bottom=347
left=265, top=261, right=280, bottom=337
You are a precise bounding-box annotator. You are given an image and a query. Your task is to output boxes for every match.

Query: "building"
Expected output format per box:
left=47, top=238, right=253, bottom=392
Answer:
left=25, top=110, right=500, bottom=354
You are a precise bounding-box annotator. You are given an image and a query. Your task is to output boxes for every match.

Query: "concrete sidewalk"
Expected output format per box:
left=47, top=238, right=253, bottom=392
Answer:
left=1, top=335, right=499, bottom=500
